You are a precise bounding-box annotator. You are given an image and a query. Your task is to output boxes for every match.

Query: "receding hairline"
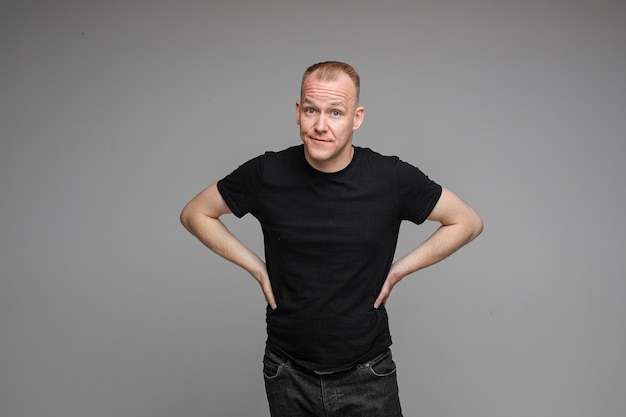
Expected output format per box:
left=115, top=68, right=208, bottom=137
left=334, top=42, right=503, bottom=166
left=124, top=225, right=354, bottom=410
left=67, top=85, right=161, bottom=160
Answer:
left=300, top=61, right=361, bottom=103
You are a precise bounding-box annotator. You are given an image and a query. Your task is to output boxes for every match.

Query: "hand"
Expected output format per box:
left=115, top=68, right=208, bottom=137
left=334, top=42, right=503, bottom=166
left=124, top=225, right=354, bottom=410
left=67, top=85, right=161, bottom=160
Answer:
left=257, top=272, right=277, bottom=310
left=181, top=183, right=279, bottom=310
left=374, top=274, right=399, bottom=309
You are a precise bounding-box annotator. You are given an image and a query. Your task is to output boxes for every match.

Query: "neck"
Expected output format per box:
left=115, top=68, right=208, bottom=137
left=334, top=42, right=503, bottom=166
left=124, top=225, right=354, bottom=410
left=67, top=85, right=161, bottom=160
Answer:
left=304, top=145, right=354, bottom=173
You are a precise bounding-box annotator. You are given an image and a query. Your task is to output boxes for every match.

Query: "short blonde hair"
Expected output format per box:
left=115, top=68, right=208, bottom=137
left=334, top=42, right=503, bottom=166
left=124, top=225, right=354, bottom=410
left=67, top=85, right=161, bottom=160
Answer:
left=301, top=61, right=361, bottom=103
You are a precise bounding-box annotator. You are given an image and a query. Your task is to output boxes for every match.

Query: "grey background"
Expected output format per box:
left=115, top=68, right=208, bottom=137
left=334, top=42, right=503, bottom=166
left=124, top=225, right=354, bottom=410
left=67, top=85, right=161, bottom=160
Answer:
left=2, top=0, right=625, bottom=416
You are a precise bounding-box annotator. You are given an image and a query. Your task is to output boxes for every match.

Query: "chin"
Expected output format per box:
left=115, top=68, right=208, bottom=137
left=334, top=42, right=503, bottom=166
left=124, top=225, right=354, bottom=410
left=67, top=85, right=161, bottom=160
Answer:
left=307, top=149, right=331, bottom=161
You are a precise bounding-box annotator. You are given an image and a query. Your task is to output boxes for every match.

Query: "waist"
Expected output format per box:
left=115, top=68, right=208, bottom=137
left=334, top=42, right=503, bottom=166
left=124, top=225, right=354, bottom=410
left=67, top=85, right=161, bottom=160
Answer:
left=265, top=308, right=392, bottom=371
left=266, top=343, right=391, bottom=375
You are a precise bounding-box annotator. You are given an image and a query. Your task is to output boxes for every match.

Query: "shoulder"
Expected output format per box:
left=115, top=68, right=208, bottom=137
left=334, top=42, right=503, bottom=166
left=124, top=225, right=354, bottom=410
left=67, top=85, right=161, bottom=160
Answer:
left=263, top=145, right=307, bottom=171
left=354, top=147, right=439, bottom=189
left=254, top=145, right=303, bottom=166
left=234, top=145, right=302, bottom=171
left=353, top=146, right=403, bottom=172
left=266, top=145, right=303, bottom=158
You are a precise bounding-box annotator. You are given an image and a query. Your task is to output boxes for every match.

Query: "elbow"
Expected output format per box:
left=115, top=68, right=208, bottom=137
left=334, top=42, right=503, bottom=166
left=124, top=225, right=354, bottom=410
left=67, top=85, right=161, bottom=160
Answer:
left=179, top=204, right=195, bottom=232
left=457, top=205, right=483, bottom=243
left=469, top=212, right=484, bottom=241
left=179, top=201, right=222, bottom=235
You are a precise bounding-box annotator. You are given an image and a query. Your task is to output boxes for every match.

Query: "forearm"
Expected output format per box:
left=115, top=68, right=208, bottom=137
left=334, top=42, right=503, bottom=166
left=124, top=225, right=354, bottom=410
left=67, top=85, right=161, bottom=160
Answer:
left=181, top=212, right=266, bottom=282
left=374, top=187, right=482, bottom=308
left=389, top=221, right=480, bottom=282
left=180, top=183, right=277, bottom=309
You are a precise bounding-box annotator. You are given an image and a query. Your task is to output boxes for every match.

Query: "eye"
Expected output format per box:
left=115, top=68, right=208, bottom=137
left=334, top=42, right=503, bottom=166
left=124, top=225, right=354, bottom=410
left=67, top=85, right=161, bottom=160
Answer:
left=331, top=110, right=342, bottom=117
left=305, top=107, right=316, bottom=115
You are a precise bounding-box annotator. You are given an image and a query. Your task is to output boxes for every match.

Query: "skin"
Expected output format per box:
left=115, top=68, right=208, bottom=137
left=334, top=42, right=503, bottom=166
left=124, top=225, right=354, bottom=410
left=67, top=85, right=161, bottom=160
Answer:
left=296, top=72, right=364, bottom=173
left=180, top=69, right=483, bottom=311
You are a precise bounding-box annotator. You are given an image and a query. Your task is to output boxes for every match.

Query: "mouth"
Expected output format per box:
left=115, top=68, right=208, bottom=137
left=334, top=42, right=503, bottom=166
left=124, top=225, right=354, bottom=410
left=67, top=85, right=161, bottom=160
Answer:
left=309, top=136, right=331, bottom=143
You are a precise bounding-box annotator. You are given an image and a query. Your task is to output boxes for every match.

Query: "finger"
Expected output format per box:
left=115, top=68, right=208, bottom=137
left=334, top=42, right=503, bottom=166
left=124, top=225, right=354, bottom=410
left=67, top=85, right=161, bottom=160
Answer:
left=373, top=289, right=388, bottom=309
left=261, top=282, right=277, bottom=310
left=265, top=291, right=277, bottom=310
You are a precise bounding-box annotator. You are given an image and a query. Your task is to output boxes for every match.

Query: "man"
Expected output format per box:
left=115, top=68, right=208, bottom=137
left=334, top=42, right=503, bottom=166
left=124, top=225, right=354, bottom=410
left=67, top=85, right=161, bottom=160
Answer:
left=180, top=61, right=483, bottom=417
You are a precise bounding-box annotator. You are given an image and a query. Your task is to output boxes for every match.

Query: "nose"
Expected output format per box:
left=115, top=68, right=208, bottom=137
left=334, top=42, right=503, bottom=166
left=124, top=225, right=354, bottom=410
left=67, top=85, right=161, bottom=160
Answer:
left=314, top=114, right=329, bottom=132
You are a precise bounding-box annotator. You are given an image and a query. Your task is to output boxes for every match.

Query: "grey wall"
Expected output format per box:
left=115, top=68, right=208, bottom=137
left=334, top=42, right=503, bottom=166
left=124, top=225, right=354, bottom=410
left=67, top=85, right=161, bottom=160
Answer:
left=2, top=1, right=625, bottom=416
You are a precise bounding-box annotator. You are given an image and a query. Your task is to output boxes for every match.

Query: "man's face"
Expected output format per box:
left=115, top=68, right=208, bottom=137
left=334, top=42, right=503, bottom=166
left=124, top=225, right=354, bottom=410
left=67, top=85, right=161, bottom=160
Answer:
left=296, top=72, right=364, bottom=173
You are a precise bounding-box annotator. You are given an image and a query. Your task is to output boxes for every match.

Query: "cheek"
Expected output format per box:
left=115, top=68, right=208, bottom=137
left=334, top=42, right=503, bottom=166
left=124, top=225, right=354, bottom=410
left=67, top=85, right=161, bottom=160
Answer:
left=299, top=120, right=313, bottom=135
left=339, top=122, right=353, bottom=135
left=299, top=120, right=310, bottom=131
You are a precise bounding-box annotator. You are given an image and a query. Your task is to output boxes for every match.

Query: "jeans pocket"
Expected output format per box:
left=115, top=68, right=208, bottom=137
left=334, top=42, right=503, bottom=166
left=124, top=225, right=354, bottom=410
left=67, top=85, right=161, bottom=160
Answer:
left=366, top=349, right=397, bottom=377
left=263, top=349, right=285, bottom=379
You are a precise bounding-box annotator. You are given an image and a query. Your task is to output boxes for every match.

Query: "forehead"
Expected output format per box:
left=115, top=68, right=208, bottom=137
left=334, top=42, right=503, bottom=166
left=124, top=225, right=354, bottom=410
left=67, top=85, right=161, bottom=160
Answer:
left=301, top=72, right=357, bottom=105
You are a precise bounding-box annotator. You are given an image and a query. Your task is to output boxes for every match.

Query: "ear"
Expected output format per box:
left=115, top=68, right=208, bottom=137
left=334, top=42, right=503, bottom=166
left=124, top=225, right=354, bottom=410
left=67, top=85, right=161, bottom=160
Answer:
left=295, top=101, right=301, bottom=125
left=352, top=106, right=365, bottom=131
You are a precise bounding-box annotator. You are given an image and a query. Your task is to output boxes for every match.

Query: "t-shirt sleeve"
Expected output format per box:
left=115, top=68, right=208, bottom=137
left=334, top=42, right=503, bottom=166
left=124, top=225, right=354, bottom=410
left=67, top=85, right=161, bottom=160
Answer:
left=216, top=154, right=264, bottom=218
left=395, top=158, right=442, bottom=224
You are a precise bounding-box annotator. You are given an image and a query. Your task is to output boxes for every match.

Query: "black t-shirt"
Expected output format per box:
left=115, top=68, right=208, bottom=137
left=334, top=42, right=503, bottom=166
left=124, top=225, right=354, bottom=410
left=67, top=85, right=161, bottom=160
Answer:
left=217, top=145, right=442, bottom=371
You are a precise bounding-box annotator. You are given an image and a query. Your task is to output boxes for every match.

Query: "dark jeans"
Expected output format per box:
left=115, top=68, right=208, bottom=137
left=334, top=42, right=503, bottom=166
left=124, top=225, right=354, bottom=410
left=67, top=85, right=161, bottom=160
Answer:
left=263, top=348, right=403, bottom=417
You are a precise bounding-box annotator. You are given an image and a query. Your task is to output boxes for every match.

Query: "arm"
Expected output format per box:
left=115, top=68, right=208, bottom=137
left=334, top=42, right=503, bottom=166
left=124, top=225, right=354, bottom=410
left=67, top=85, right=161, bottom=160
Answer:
left=180, top=183, right=277, bottom=309
left=374, top=187, right=483, bottom=308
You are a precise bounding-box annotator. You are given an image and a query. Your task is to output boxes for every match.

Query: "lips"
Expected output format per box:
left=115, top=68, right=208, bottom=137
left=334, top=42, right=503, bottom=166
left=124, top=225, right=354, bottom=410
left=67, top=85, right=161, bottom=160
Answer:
left=310, top=137, right=332, bottom=143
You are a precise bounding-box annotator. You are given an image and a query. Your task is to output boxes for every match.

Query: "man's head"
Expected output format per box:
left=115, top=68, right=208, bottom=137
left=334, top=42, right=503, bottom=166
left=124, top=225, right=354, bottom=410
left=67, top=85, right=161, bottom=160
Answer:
left=296, top=61, right=365, bottom=173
